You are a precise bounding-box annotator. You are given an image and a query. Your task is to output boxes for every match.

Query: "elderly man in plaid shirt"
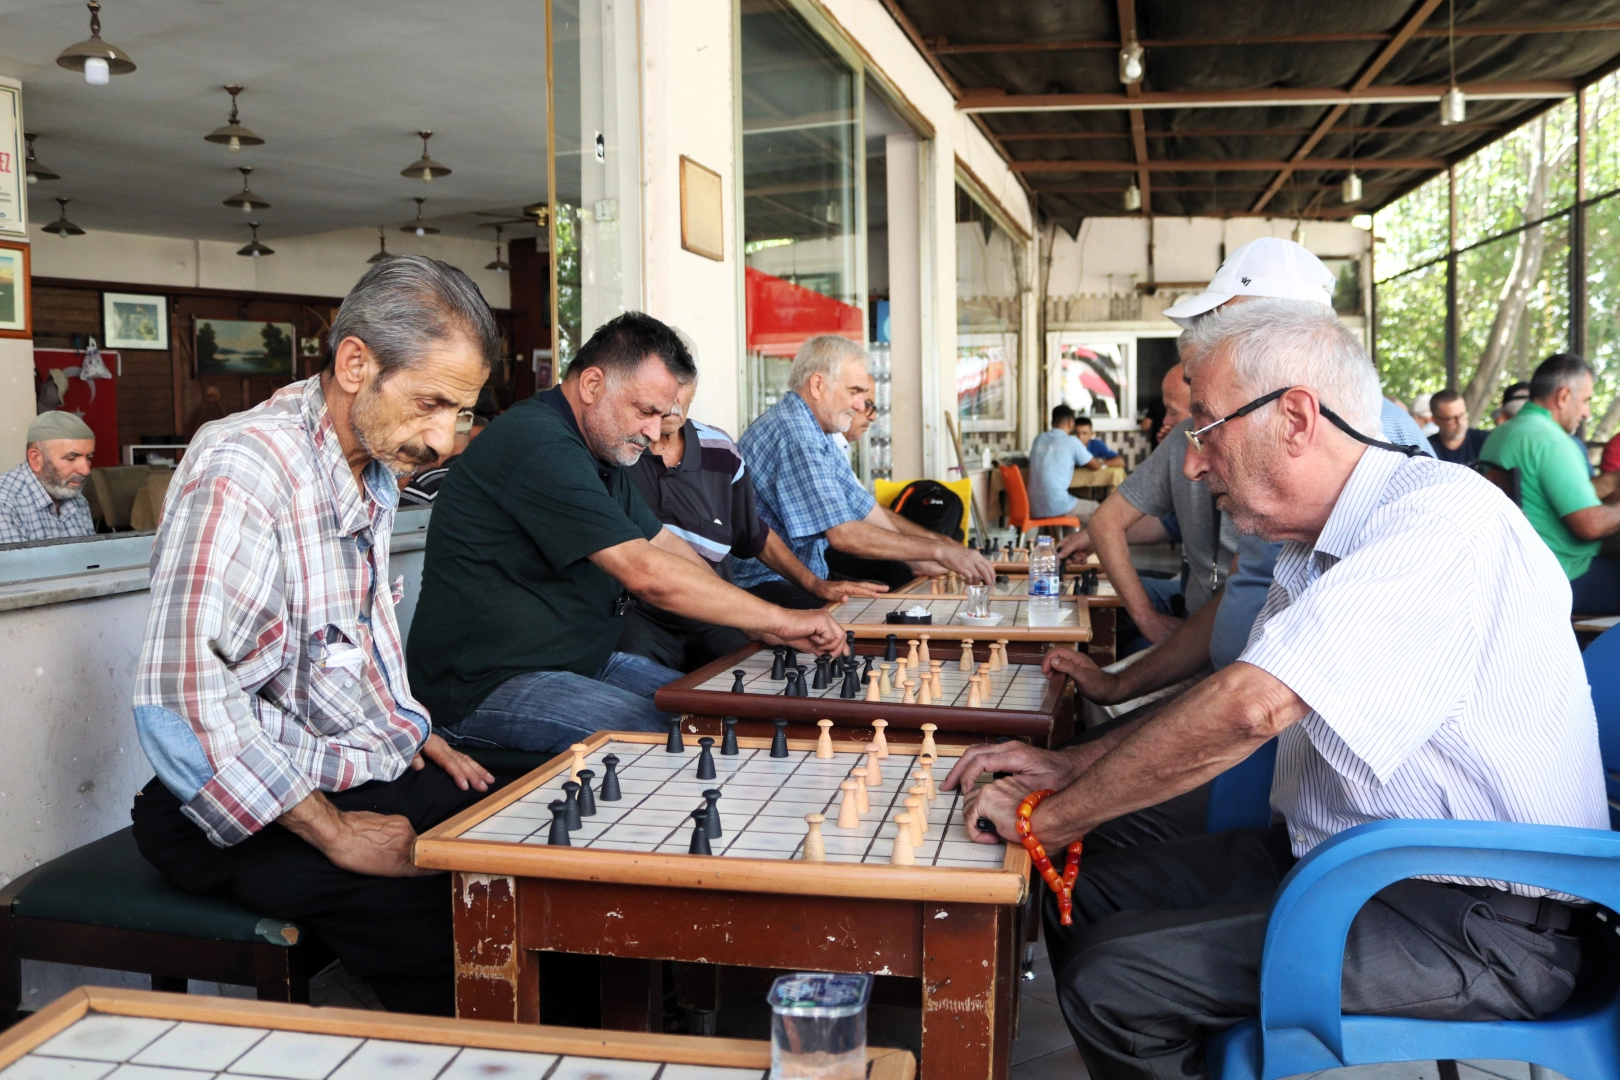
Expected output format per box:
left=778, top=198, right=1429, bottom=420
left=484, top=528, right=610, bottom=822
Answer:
left=731, top=335, right=995, bottom=605
left=0, top=411, right=96, bottom=545
left=130, top=256, right=499, bottom=1016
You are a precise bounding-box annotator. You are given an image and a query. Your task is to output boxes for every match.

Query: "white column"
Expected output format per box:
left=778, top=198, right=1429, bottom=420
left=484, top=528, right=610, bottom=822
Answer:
left=885, top=132, right=923, bottom=481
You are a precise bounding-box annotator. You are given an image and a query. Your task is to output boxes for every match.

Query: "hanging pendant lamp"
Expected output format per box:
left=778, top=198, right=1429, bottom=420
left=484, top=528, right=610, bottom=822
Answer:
left=205, top=86, right=264, bottom=152
left=56, top=1, right=135, bottom=85
left=237, top=221, right=273, bottom=258
left=400, top=131, right=451, bottom=183
left=42, top=197, right=84, bottom=236
left=222, top=167, right=269, bottom=212
left=484, top=225, right=510, bottom=273
left=24, top=134, right=59, bottom=184
left=400, top=197, right=439, bottom=237
left=367, top=227, right=391, bottom=264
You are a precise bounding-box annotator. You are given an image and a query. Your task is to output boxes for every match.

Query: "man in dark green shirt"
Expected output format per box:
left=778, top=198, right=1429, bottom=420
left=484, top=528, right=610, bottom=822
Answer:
left=408, top=312, right=845, bottom=752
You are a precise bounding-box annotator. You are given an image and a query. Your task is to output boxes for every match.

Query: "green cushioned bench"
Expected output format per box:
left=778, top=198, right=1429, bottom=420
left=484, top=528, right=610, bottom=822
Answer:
left=0, top=828, right=331, bottom=1022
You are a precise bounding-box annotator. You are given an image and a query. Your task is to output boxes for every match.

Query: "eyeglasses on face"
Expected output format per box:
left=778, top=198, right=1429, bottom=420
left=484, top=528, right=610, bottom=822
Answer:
left=1185, top=387, right=1290, bottom=454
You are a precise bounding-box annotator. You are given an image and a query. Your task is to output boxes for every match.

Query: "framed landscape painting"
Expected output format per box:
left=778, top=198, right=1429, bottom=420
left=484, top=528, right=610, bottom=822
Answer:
left=102, top=291, right=169, bottom=350
left=0, top=240, right=29, bottom=339
left=194, top=317, right=297, bottom=378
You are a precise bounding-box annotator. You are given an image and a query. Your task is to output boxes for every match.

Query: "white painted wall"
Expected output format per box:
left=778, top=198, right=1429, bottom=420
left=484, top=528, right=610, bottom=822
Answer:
left=0, top=337, right=32, bottom=471
left=27, top=225, right=511, bottom=308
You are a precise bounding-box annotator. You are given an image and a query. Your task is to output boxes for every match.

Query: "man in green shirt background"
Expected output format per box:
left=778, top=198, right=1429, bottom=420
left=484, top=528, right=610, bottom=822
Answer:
left=407, top=312, right=846, bottom=753
left=1479, top=353, right=1620, bottom=614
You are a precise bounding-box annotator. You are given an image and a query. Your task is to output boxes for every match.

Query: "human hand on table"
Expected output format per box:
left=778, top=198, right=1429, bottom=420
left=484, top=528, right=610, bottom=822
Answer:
left=1043, top=648, right=1123, bottom=705
left=813, top=578, right=889, bottom=603
left=413, top=732, right=494, bottom=793
left=942, top=742, right=1078, bottom=844
left=771, top=608, right=848, bottom=656
left=1056, top=529, right=1093, bottom=562
left=934, top=543, right=996, bottom=586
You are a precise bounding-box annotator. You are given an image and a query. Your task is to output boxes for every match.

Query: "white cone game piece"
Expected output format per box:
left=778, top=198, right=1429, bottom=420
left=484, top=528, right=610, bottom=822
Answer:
left=918, top=635, right=931, bottom=666
left=929, top=661, right=944, bottom=698
left=802, top=813, right=826, bottom=861
left=890, top=814, right=916, bottom=865
left=967, top=679, right=982, bottom=708
left=960, top=639, right=974, bottom=672
left=865, top=743, right=884, bottom=787
left=816, top=718, right=835, bottom=759
left=866, top=671, right=882, bottom=701
left=904, top=796, right=926, bottom=844
left=892, top=658, right=908, bottom=696
left=569, top=743, right=588, bottom=782
left=919, top=723, right=938, bottom=759
left=997, top=640, right=1011, bottom=670
left=878, top=662, right=893, bottom=697
left=872, top=718, right=889, bottom=757
left=906, top=639, right=920, bottom=668
left=853, top=766, right=871, bottom=813
left=929, top=576, right=941, bottom=595
left=913, top=769, right=936, bottom=803
left=901, top=679, right=916, bottom=705
left=837, top=781, right=860, bottom=828
left=918, top=759, right=938, bottom=802
left=916, top=676, right=932, bottom=706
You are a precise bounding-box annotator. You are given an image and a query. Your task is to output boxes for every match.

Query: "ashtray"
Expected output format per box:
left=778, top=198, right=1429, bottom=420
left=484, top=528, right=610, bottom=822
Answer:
left=885, top=611, right=933, bottom=624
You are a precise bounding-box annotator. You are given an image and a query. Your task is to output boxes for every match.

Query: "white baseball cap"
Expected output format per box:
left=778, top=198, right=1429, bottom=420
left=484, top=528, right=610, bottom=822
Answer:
left=1410, top=393, right=1433, bottom=417
left=1162, top=237, right=1338, bottom=329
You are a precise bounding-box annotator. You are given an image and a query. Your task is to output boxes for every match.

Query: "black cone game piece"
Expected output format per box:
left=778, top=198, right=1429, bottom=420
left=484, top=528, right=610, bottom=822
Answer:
left=702, top=789, right=722, bottom=837
left=862, top=655, right=875, bottom=681
left=731, top=669, right=747, bottom=693
left=839, top=666, right=859, bottom=699
left=547, top=800, right=571, bottom=845
left=666, top=717, right=685, bottom=752
left=845, top=630, right=856, bottom=658
left=794, top=667, right=809, bottom=696
left=784, top=647, right=798, bottom=672
left=782, top=669, right=800, bottom=697
left=689, top=808, right=713, bottom=855
left=770, top=718, right=790, bottom=757
left=884, top=633, right=899, bottom=662
left=561, top=781, right=583, bottom=830
left=696, top=737, right=717, bottom=780
left=721, top=716, right=739, bottom=755
left=811, top=655, right=829, bottom=690
left=599, top=754, right=623, bottom=801
left=576, top=770, right=597, bottom=816
left=771, top=647, right=786, bottom=680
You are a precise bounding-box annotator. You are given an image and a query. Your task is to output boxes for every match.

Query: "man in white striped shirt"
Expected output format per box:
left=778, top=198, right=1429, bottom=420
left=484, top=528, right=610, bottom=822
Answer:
left=945, top=300, right=1607, bottom=1080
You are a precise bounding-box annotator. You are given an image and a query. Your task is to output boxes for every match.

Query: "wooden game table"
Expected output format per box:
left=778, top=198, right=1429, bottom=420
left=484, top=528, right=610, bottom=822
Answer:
left=416, top=731, right=1027, bottom=1080
left=0, top=985, right=916, bottom=1079
left=654, top=641, right=1076, bottom=747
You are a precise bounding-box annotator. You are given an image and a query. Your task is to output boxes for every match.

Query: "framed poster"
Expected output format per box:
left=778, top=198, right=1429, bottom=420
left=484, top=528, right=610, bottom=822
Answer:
left=194, top=317, right=297, bottom=378
left=0, top=239, right=29, bottom=339
left=102, top=291, right=169, bottom=350
left=0, top=78, right=25, bottom=239
left=679, top=155, right=723, bottom=261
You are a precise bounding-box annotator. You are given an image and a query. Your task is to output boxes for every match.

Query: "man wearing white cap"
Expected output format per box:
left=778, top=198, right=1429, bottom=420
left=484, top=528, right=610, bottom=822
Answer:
left=0, top=411, right=96, bottom=545
left=1411, top=392, right=1439, bottom=436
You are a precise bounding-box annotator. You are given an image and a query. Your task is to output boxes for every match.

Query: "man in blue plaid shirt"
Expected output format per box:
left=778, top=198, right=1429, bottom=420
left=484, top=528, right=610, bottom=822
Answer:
left=733, top=336, right=994, bottom=607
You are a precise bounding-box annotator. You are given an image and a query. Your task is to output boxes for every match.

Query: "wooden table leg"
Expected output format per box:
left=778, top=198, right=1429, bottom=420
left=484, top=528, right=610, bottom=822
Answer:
left=1088, top=607, right=1117, bottom=666
left=921, top=902, right=1009, bottom=1080
left=452, top=873, right=537, bottom=1022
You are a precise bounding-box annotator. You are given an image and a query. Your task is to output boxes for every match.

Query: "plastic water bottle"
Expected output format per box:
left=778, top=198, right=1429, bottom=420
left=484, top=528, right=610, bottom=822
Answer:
left=1029, top=535, right=1060, bottom=620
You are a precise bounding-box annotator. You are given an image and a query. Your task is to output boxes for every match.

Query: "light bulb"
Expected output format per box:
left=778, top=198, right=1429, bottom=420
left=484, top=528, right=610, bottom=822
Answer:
left=251, top=249, right=259, bottom=258
left=1341, top=172, right=1362, bottom=204
left=1440, top=86, right=1466, bottom=126
left=497, top=266, right=506, bottom=274
left=26, top=174, right=36, bottom=185
left=241, top=202, right=251, bottom=212
left=229, top=135, right=241, bottom=152
left=84, top=57, right=109, bottom=85
left=422, top=168, right=432, bottom=182
left=416, top=226, right=426, bottom=237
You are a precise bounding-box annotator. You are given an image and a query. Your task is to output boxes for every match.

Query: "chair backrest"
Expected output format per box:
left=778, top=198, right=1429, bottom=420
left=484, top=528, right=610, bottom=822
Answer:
left=1475, top=460, right=1521, bottom=507
left=998, top=464, right=1032, bottom=529
left=86, top=465, right=152, bottom=531
left=1206, top=738, right=1278, bottom=833
left=875, top=477, right=973, bottom=545
left=1583, top=626, right=1620, bottom=829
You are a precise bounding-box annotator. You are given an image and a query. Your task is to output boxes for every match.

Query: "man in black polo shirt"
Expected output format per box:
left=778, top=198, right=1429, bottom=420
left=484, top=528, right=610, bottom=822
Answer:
left=622, top=378, right=885, bottom=673
left=407, top=313, right=846, bottom=753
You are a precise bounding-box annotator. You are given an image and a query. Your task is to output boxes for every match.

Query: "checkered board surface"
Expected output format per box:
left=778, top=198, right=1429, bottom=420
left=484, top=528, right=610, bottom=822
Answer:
left=830, top=596, right=1078, bottom=630
left=456, top=738, right=1005, bottom=869
left=896, top=576, right=1114, bottom=598
left=3, top=1012, right=766, bottom=1080
left=691, top=648, right=1052, bottom=711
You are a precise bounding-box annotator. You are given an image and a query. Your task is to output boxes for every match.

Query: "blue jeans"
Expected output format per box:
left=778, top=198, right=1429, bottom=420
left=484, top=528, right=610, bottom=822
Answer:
left=1571, top=555, right=1620, bottom=616
left=444, top=652, right=681, bottom=754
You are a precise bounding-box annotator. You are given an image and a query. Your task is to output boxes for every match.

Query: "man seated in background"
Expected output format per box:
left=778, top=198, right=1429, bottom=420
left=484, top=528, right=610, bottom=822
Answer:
left=0, top=411, right=96, bottom=544
left=621, top=376, right=880, bottom=673
left=732, top=334, right=993, bottom=602
left=1410, top=391, right=1439, bottom=436
left=1480, top=353, right=1620, bottom=614
left=829, top=399, right=876, bottom=457
left=1492, top=381, right=1532, bottom=426
left=399, top=402, right=493, bottom=507
left=1428, top=388, right=1488, bottom=465
left=1029, top=404, right=1106, bottom=522
left=1072, top=415, right=1121, bottom=463
left=1597, top=431, right=1620, bottom=500
left=409, top=313, right=846, bottom=754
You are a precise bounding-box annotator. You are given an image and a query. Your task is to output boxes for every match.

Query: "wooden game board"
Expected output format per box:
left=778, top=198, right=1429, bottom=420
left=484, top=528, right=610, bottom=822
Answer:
left=416, top=732, right=1026, bottom=1080
left=894, top=574, right=1118, bottom=601
left=654, top=642, right=1071, bottom=741
left=826, top=594, right=1092, bottom=644
left=0, top=986, right=916, bottom=1079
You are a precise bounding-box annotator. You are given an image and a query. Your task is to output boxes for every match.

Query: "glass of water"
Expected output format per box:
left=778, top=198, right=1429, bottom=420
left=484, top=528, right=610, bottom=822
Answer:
left=966, top=583, right=991, bottom=618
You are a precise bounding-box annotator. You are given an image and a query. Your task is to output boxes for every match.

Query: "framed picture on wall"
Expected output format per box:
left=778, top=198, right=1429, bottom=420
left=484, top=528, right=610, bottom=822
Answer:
left=102, top=291, right=169, bottom=350
left=194, top=317, right=297, bottom=378
left=679, top=155, right=724, bottom=262
left=0, top=239, right=30, bottom=339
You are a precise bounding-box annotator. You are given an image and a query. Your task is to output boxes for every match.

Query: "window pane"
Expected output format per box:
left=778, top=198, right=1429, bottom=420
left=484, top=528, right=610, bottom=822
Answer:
left=1374, top=263, right=1445, bottom=404
left=1374, top=172, right=1449, bottom=279
left=1452, top=101, right=1578, bottom=250
left=1583, top=194, right=1620, bottom=440
left=1584, top=71, right=1620, bottom=198
left=741, top=0, right=861, bottom=423
left=957, top=187, right=1022, bottom=431
left=1455, top=217, right=1569, bottom=412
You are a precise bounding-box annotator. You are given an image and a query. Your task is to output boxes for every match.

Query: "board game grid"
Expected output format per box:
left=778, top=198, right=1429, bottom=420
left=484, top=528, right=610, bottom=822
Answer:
left=830, top=595, right=1085, bottom=631
left=5, top=1012, right=766, bottom=1080
left=690, top=649, right=1051, bottom=712
left=452, top=738, right=1005, bottom=870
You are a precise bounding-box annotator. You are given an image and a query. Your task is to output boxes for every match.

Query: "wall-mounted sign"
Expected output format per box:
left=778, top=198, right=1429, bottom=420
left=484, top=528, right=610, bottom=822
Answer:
left=0, top=78, right=26, bottom=239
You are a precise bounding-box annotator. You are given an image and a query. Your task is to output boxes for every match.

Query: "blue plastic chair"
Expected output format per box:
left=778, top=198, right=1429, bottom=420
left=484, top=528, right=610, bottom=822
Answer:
left=1205, top=738, right=1277, bottom=834
left=1208, top=625, right=1620, bottom=1080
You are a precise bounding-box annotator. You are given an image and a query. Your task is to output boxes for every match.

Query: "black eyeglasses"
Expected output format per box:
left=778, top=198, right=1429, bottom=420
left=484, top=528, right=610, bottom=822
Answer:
left=1186, top=386, right=1423, bottom=457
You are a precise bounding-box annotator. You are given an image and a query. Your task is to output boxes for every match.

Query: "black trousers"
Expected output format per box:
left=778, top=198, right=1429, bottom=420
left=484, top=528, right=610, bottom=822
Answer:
left=1044, top=824, right=1585, bottom=1080
left=131, top=764, right=495, bottom=1016
left=744, top=579, right=826, bottom=610
left=823, top=548, right=916, bottom=590
left=616, top=604, right=749, bottom=673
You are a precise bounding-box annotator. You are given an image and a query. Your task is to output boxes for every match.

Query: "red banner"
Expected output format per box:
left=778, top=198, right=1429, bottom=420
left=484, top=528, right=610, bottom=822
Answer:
left=34, top=348, right=119, bottom=455
left=745, top=267, right=863, bottom=358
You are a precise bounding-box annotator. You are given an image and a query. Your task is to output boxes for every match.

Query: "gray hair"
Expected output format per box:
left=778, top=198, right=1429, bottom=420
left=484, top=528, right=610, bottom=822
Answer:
left=789, top=335, right=867, bottom=393
left=1529, top=353, right=1595, bottom=402
left=328, top=254, right=500, bottom=376
left=1184, top=298, right=1382, bottom=437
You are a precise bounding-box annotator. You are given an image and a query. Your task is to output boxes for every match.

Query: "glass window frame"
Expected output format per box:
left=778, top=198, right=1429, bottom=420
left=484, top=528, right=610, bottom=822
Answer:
left=954, top=172, right=1029, bottom=435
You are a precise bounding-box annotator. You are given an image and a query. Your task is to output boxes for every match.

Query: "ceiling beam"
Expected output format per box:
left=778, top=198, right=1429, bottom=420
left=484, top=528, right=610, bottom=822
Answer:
left=1118, top=0, right=1150, bottom=215
left=957, top=80, right=1572, bottom=112
left=928, top=20, right=1620, bottom=54
left=1035, top=182, right=1390, bottom=193
left=1012, top=157, right=1444, bottom=173
left=1251, top=0, right=1446, bottom=213
left=995, top=122, right=1496, bottom=141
